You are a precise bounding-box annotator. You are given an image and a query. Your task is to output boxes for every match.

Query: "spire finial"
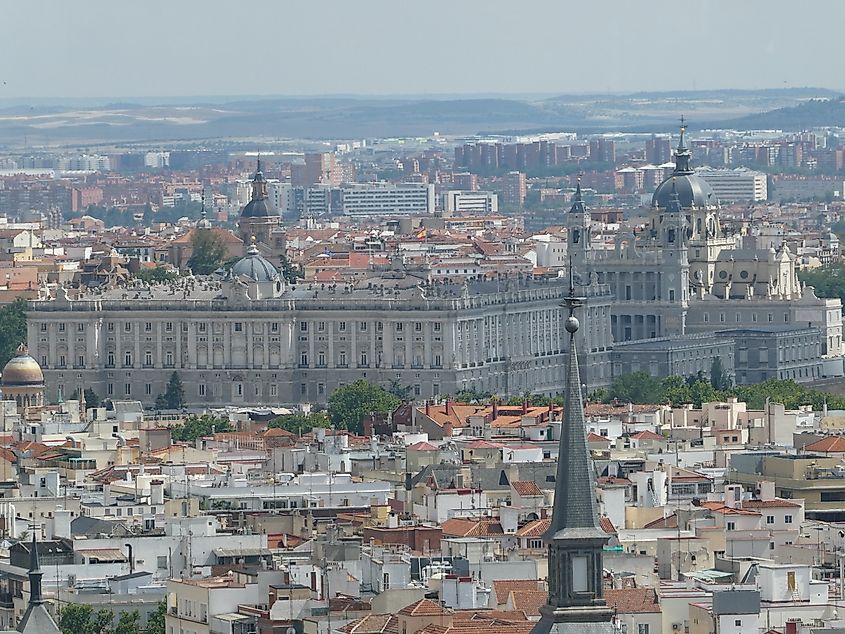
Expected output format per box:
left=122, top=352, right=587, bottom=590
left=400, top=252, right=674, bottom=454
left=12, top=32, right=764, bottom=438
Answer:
left=673, top=115, right=693, bottom=175
left=569, top=176, right=587, bottom=214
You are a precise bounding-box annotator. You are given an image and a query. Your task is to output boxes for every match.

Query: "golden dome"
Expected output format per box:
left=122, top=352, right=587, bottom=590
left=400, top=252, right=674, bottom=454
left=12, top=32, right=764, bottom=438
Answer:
left=1, top=344, right=44, bottom=387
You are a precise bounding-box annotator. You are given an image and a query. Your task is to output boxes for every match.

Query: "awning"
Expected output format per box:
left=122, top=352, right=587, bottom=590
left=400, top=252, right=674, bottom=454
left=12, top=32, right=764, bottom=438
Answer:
left=77, top=548, right=127, bottom=563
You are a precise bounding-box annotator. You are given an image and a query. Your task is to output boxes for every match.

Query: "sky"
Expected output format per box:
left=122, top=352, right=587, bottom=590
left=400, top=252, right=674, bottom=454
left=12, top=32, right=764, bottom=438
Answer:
left=2, top=0, right=844, bottom=100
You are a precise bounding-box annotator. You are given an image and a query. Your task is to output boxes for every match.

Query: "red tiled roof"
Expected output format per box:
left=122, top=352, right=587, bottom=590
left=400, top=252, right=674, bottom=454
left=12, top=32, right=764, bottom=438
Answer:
left=441, top=518, right=504, bottom=538
left=597, top=476, right=631, bottom=486
left=492, top=580, right=542, bottom=605
left=398, top=598, right=450, bottom=616
left=599, top=517, right=617, bottom=535
left=511, top=481, right=543, bottom=497
left=741, top=499, right=801, bottom=509
left=408, top=441, right=438, bottom=452
left=340, top=615, right=397, bottom=634
left=605, top=588, right=661, bottom=614
left=516, top=519, right=550, bottom=539
left=700, top=501, right=760, bottom=516
left=630, top=430, right=663, bottom=441
left=644, top=514, right=678, bottom=529
left=587, top=432, right=612, bottom=444
left=507, top=590, right=547, bottom=616
left=805, top=436, right=845, bottom=453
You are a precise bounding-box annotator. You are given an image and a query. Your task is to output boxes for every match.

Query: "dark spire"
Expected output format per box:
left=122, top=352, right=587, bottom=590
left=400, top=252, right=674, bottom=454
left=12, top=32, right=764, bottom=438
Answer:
left=569, top=178, right=587, bottom=214
left=673, top=116, right=694, bottom=175
left=251, top=156, right=268, bottom=201
left=547, top=295, right=604, bottom=542
left=666, top=177, right=683, bottom=213
left=28, top=530, right=44, bottom=605
left=531, top=285, right=615, bottom=633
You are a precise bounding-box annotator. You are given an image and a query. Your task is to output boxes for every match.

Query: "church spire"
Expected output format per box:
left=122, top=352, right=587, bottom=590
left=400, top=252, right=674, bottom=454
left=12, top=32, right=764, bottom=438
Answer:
left=569, top=178, right=586, bottom=214
left=251, top=156, right=268, bottom=201
left=532, top=288, right=614, bottom=634
left=547, top=295, right=604, bottom=541
left=673, top=116, right=694, bottom=175
left=28, top=531, right=44, bottom=606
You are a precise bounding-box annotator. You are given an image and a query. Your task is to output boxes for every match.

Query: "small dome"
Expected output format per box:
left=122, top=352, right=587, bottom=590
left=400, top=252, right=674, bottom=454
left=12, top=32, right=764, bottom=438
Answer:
left=229, top=241, right=280, bottom=283
left=240, top=160, right=275, bottom=219
left=2, top=344, right=44, bottom=387
left=240, top=197, right=275, bottom=219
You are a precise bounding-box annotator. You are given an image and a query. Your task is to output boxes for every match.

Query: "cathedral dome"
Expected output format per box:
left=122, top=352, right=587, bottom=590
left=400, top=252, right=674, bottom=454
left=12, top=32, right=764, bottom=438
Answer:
left=652, top=174, right=715, bottom=210
left=651, top=122, right=717, bottom=210
left=230, top=240, right=280, bottom=283
left=1, top=344, right=44, bottom=387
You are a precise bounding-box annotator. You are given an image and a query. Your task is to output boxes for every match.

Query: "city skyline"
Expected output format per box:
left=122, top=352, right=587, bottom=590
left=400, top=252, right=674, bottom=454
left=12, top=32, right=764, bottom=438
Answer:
left=3, top=0, right=845, bottom=99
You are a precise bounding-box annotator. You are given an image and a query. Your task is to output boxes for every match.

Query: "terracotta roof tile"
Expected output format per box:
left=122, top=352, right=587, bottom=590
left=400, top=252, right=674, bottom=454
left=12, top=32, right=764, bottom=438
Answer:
left=643, top=514, right=678, bottom=529
left=492, top=580, right=542, bottom=605
left=398, top=598, right=450, bottom=617
left=515, top=519, right=550, bottom=539
left=805, top=436, right=845, bottom=453
left=605, top=588, right=661, bottom=614
left=341, top=615, right=398, bottom=634
left=511, top=481, right=543, bottom=497
left=507, top=590, right=548, bottom=616
left=441, top=518, right=503, bottom=538
left=741, top=499, right=801, bottom=509
left=599, top=517, right=617, bottom=535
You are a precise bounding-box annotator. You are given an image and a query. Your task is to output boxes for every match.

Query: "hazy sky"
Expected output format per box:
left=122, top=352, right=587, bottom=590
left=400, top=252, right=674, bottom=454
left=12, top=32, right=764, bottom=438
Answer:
left=3, top=0, right=844, bottom=99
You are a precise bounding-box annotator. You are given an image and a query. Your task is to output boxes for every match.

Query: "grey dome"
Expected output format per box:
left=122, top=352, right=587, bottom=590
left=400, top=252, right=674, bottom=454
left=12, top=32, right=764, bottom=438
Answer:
left=652, top=121, right=717, bottom=210
left=240, top=197, right=275, bottom=218
left=230, top=243, right=280, bottom=282
left=652, top=174, right=716, bottom=210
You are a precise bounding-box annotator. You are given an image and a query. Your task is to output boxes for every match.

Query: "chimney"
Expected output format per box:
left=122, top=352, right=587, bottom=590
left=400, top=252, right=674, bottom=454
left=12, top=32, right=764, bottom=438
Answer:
left=522, top=400, right=528, bottom=415
left=425, top=400, right=431, bottom=417
left=492, top=400, right=499, bottom=420
left=150, top=480, right=165, bottom=506
left=446, top=400, right=454, bottom=417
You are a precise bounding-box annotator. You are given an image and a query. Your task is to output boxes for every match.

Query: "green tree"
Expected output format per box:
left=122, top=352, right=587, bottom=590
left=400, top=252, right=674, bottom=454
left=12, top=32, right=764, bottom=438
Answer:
left=799, top=263, right=845, bottom=305
left=156, top=371, right=185, bottom=410
left=710, top=357, right=732, bottom=391
left=0, top=298, right=27, bottom=367
left=187, top=228, right=227, bottom=274
left=386, top=378, right=413, bottom=402
left=327, top=380, right=400, bottom=434
left=607, top=371, right=666, bottom=404
left=146, top=601, right=166, bottom=634
left=135, top=266, right=179, bottom=283
left=170, top=414, right=233, bottom=442
left=59, top=604, right=95, bottom=634
left=662, top=375, right=692, bottom=405
left=71, top=387, right=101, bottom=408
left=269, top=412, right=331, bottom=435
left=111, top=610, right=140, bottom=634
left=279, top=253, right=302, bottom=283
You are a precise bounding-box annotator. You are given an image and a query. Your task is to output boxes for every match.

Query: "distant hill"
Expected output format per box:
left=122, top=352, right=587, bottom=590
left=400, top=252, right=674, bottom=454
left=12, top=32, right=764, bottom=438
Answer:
left=0, top=88, right=842, bottom=144
left=715, top=96, right=845, bottom=131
